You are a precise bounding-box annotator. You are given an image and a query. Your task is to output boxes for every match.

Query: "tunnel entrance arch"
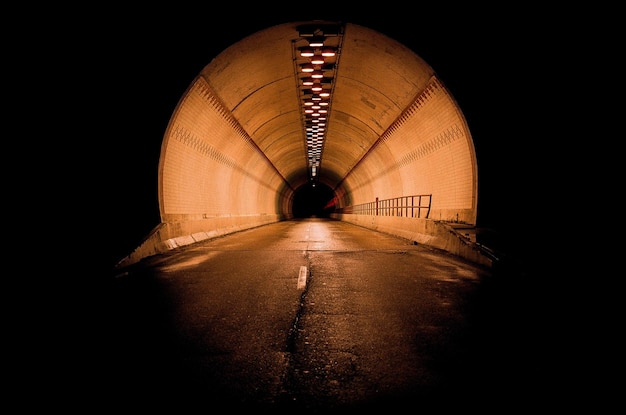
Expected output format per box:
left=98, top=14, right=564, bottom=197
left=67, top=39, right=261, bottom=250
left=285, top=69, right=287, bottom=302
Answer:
left=292, top=182, right=336, bottom=218
left=117, top=20, right=482, bottom=270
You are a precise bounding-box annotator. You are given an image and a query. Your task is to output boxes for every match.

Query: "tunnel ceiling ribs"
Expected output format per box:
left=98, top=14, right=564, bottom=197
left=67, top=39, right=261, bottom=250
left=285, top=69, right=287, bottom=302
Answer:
left=294, top=24, right=343, bottom=187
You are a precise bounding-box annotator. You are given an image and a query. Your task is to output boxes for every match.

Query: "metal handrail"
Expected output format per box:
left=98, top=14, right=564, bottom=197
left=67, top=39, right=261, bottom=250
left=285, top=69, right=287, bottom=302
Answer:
left=335, top=194, right=432, bottom=218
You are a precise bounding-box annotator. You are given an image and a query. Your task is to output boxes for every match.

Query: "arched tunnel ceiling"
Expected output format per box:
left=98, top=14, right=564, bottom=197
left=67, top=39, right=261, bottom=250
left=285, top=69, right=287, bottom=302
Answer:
left=198, top=21, right=435, bottom=192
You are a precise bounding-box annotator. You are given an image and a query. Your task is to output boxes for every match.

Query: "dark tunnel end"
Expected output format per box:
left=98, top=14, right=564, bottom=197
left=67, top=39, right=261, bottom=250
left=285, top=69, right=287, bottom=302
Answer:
left=292, top=182, right=336, bottom=218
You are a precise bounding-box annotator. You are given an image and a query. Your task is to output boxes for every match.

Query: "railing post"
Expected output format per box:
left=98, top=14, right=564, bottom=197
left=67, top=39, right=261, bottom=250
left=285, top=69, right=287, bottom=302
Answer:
left=375, top=197, right=379, bottom=216
left=417, top=195, right=421, bottom=218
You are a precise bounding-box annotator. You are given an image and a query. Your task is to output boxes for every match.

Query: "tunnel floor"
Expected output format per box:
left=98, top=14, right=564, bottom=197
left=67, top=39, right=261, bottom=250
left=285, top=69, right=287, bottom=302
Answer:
left=83, top=219, right=571, bottom=412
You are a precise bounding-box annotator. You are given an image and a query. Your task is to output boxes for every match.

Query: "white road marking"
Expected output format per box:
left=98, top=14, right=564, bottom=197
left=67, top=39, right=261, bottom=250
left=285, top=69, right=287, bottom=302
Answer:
left=297, top=266, right=307, bottom=289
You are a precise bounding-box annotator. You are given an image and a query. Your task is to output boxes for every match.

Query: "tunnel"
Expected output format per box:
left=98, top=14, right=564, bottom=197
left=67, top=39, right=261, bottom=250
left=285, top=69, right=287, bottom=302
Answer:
left=116, top=20, right=485, bottom=269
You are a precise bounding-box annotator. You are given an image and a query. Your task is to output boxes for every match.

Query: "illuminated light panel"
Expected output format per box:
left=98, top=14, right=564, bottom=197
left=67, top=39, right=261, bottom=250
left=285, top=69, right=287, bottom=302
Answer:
left=308, top=36, right=325, bottom=47
left=311, top=55, right=324, bottom=65
left=300, top=47, right=315, bottom=57
left=295, top=26, right=342, bottom=173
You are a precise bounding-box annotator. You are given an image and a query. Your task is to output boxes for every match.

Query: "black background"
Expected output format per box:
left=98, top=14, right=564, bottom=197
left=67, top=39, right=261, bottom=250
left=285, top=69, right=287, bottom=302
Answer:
left=25, top=5, right=611, bottom=406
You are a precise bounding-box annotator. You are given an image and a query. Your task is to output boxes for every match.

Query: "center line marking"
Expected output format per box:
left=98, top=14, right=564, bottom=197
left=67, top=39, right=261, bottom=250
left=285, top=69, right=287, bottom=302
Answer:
left=297, top=266, right=307, bottom=289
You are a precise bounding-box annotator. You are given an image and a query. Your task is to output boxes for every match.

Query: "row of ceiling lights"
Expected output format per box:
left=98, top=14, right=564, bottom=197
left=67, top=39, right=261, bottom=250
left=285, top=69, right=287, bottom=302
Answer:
left=296, top=29, right=340, bottom=183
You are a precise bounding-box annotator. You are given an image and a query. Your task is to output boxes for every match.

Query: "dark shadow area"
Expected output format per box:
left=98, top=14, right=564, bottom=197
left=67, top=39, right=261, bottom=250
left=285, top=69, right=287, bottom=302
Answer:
left=292, top=182, right=336, bottom=218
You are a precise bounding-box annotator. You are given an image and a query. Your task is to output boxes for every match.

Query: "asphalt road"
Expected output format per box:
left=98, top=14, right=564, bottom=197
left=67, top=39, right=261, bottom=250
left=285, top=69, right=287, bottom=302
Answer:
left=90, top=218, right=554, bottom=412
